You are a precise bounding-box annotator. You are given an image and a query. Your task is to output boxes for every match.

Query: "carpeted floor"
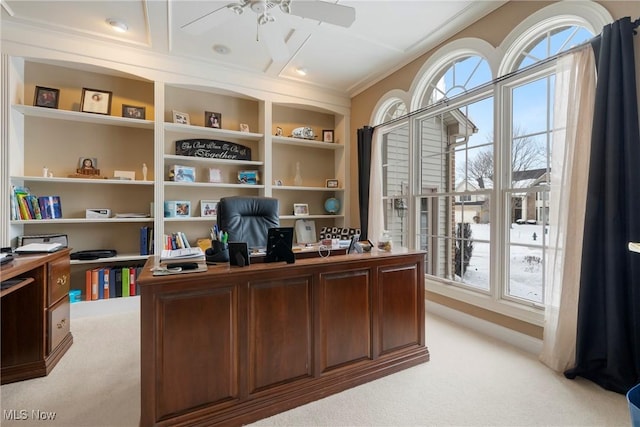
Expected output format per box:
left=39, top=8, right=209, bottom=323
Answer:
left=0, top=297, right=631, bottom=426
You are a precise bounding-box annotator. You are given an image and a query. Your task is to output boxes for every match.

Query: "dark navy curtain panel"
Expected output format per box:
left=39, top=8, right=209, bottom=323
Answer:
left=565, top=17, right=640, bottom=394
left=357, top=126, right=374, bottom=240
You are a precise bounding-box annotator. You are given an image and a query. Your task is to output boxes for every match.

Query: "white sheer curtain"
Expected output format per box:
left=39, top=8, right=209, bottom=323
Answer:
left=368, top=128, right=384, bottom=245
left=540, top=46, right=596, bottom=371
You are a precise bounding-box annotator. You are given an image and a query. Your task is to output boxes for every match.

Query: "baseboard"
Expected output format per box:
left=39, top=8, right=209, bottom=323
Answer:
left=71, top=296, right=140, bottom=319
left=426, top=300, right=543, bottom=355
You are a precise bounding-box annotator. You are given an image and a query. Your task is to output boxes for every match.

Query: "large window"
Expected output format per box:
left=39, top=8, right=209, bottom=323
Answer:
left=374, top=9, right=600, bottom=315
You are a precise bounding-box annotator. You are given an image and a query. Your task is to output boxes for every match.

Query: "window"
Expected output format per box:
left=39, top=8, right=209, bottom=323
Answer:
left=373, top=4, right=604, bottom=317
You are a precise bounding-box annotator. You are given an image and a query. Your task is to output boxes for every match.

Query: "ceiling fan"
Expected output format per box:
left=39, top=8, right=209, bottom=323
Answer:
left=180, top=0, right=356, bottom=62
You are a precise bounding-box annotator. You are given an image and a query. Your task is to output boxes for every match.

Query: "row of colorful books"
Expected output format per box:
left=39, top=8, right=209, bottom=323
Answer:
left=164, top=231, right=192, bottom=250
left=84, top=265, right=143, bottom=301
left=11, top=186, right=62, bottom=220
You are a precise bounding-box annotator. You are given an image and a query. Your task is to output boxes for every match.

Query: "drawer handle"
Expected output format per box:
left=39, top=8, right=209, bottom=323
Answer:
left=57, top=275, right=68, bottom=286
left=57, top=318, right=66, bottom=329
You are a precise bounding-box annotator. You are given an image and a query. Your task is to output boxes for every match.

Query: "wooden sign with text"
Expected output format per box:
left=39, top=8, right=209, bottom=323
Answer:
left=175, top=139, right=251, bottom=161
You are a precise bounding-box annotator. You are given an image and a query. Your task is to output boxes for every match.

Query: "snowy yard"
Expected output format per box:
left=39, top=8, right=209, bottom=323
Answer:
left=460, top=223, right=546, bottom=303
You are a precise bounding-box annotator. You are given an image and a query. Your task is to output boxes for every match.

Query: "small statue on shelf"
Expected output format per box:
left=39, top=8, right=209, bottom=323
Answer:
left=142, top=163, right=148, bottom=181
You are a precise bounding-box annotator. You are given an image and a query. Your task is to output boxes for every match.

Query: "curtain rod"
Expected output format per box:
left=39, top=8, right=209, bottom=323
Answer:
left=372, top=16, right=639, bottom=131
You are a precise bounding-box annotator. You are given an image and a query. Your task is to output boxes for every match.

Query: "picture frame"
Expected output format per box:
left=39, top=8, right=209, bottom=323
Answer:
left=77, top=157, right=100, bottom=175
left=238, top=170, right=259, bottom=185
left=34, top=86, right=60, bottom=109
left=293, top=203, right=309, bottom=216
left=275, top=126, right=283, bottom=136
left=122, top=104, right=145, bottom=119
left=200, top=200, right=218, bottom=217
left=322, top=129, right=334, bottom=143
left=208, top=168, right=222, bottom=183
left=80, top=88, right=112, bottom=115
left=326, top=179, right=339, bottom=188
left=164, top=200, right=191, bottom=218
left=171, top=165, right=196, bottom=182
left=205, top=111, right=222, bottom=129
left=172, top=110, right=190, bottom=125
left=239, top=123, right=250, bottom=132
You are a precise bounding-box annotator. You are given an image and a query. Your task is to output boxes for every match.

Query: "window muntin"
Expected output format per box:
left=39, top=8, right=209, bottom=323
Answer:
left=515, top=26, right=593, bottom=70
left=428, top=56, right=492, bottom=106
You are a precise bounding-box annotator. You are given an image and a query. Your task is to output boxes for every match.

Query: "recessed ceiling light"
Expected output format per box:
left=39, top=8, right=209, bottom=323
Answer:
left=106, top=18, right=128, bottom=33
left=213, top=44, right=231, bottom=55
left=295, top=67, right=308, bottom=76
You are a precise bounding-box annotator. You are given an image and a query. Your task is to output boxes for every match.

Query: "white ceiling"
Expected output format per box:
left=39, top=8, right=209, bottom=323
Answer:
left=1, top=0, right=506, bottom=96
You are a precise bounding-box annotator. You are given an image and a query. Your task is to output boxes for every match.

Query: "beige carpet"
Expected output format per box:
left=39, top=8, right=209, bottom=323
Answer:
left=0, top=297, right=631, bottom=426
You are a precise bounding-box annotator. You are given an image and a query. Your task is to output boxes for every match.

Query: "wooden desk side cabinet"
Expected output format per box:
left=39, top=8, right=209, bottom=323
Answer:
left=1, top=250, right=73, bottom=384
left=139, top=250, right=429, bottom=426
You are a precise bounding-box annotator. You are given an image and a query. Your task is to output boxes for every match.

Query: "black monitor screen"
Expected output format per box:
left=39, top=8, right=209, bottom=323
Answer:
left=265, top=227, right=294, bottom=263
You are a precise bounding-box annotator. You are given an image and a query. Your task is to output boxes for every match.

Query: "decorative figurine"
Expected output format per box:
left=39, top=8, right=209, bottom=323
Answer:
left=142, top=163, right=148, bottom=181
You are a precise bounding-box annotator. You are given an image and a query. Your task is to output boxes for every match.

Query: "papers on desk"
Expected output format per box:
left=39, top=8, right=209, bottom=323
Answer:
left=15, top=242, right=64, bottom=253
left=160, top=247, right=204, bottom=262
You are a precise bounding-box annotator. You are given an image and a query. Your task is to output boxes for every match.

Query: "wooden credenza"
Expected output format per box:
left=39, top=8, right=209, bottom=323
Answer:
left=1, top=249, right=73, bottom=384
left=138, top=250, right=428, bottom=426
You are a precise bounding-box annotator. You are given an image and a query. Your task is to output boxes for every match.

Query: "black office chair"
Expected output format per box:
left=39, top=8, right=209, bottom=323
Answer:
left=216, top=196, right=279, bottom=249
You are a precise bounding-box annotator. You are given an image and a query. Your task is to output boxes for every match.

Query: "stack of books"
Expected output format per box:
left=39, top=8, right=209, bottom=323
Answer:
left=154, top=247, right=207, bottom=276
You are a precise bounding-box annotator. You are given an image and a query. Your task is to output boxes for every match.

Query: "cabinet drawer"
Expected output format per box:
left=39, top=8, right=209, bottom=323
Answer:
left=48, top=296, right=70, bottom=353
left=48, top=255, right=70, bottom=305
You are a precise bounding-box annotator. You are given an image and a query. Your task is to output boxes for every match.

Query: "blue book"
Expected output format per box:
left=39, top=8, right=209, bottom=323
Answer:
left=140, top=226, right=148, bottom=255
left=97, top=268, right=104, bottom=299
left=109, top=268, right=117, bottom=298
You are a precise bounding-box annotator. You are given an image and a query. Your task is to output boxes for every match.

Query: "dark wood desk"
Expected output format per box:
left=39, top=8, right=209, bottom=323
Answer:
left=1, top=249, right=73, bottom=384
left=138, top=250, right=428, bottom=426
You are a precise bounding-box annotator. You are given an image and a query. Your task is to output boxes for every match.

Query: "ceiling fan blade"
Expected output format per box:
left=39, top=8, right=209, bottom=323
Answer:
left=180, top=5, right=236, bottom=35
left=290, top=1, right=356, bottom=28
left=259, top=24, right=290, bottom=61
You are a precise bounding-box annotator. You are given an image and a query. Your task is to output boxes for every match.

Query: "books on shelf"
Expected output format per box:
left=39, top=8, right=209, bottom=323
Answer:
left=83, top=264, right=143, bottom=301
left=11, top=186, right=62, bottom=220
left=140, top=226, right=154, bottom=255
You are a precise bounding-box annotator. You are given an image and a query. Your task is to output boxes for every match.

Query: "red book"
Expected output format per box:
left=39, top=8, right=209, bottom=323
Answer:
left=91, top=268, right=100, bottom=300
left=129, top=267, right=136, bottom=296
left=103, top=268, right=110, bottom=299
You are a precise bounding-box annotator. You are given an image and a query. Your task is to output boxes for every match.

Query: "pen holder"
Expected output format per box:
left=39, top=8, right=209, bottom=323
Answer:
left=206, top=240, right=229, bottom=263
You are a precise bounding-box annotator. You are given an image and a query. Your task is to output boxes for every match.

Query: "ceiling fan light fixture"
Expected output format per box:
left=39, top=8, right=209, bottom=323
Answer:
left=106, top=18, right=128, bottom=33
left=228, top=4, right=244, bottom=15
left=257, top=12, right=275, bottom=26
left=278, top=0, right=291, bottom=14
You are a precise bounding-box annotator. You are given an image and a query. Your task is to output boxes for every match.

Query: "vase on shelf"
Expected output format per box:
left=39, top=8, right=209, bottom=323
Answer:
left=294, top=161, right=303, bottom=186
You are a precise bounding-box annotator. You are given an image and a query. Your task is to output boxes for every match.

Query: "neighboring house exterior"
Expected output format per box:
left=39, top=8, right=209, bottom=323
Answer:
left=454, top=168, right=548, bottom=224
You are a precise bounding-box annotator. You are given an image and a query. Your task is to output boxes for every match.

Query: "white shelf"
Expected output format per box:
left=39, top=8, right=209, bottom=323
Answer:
left=70, top=254, right=150, bottom=265
left=273, top=185, right=344, bottom=192
left=164, top=122, right=263, bottom=141
left=164, top=155, right=263, bottom=166
left=11, top=218, right=154, bottom=225
left=11, top=176, right=154, bottom=185
left=280, top=215, right=344, bottom=220
left=13, top=104, right=154, bottom=129
left=164, top=181, right=265, bottom=189
left=164, top=217, right=217, bottom=222
left=272, top=136, right=343, bottom=150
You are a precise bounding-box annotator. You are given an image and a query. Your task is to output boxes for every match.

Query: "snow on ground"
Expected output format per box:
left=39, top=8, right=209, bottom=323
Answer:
left=459, top=223, right=546, bottom=303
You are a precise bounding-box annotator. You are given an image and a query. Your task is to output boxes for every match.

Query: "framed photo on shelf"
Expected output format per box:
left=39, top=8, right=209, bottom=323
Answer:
left=164, top=200, right=191, bottom=218
left=205, top=111, right=222, bottom=128
left=322, top=129, right=334, bottom=143
left=200, top=200, right=218, bottom=217
left=171, top=165, right=196, bottom=182
left=34, top=86, right=60, bottom=109
left=80, top=88, right=112, bottom=115
left=293, top=203, right=309, bottom=216
left=326, top=179, right=339, bottom=188
left=239, top=123, right=250, bottom=132
left=122, top=104, right=145, bottom=119
left=238, top=170, right=259, bottom=185
left=77, top=157, right=100, bottom=175
left=172, top=110, right=190, bottom=125
left=208, top=168, right=222, bottom=183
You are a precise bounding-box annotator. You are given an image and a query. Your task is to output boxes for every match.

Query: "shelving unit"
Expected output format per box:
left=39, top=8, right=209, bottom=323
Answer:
left=4, top=58, right=350, bottom=301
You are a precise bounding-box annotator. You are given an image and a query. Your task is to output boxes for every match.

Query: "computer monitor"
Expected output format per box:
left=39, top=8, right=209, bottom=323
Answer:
left=265, top=227, right=295, bottom=264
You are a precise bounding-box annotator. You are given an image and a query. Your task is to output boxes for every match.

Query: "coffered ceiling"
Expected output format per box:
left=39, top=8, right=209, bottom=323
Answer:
left=1, top=0, right=506, bottom=96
